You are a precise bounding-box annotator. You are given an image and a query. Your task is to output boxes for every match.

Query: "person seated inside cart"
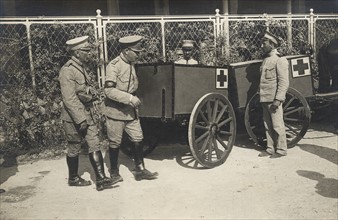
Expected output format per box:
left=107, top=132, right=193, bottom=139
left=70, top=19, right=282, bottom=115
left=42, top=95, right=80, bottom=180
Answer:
left=175, top=48, right=184, bottom=61
left=174, top=40, right=199, bottom=65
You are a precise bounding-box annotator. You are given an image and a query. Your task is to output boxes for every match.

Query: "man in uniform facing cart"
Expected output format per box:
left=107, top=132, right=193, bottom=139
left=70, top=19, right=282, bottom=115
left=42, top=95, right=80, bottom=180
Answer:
left=258, top=32, right=289, bottom=158
left=104, top=35, right=158, bottom=181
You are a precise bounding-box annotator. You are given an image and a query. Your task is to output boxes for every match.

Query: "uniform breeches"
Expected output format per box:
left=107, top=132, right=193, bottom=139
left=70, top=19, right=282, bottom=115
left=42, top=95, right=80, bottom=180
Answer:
left=106, top=117, right=143, bottom=149
left=262, top=102, right=287, bottom=155
left=63, top=121, right=100, bottom=157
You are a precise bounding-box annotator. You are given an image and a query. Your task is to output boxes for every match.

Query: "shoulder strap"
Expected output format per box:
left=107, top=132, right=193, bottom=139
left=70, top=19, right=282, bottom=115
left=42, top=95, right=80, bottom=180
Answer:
left=70, top=63, right=92, bottom=86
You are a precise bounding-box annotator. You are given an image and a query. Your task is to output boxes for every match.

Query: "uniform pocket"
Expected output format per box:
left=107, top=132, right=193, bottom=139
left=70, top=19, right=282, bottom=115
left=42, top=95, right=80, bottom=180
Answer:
left=74, top=76, right=86, bottom=85
left=265, top=66, right=276, bottom=79
left=73, top=76, right=87, bottom=95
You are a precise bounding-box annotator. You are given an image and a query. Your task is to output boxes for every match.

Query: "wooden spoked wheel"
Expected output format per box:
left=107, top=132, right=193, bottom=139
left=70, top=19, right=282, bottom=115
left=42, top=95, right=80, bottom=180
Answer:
left=188, top=93, right=236, bottom=168
left=245, top=88, right=311, bottom=148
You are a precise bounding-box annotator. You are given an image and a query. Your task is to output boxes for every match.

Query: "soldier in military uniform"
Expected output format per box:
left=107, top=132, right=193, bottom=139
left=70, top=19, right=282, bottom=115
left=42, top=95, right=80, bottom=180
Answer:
left=174, top=40, right=198, bottom=65
left=258, top=32, right=289, bottom=158
left=59, top=36, right=114, bottom=191
left=104, top=35, right=158, bottom=181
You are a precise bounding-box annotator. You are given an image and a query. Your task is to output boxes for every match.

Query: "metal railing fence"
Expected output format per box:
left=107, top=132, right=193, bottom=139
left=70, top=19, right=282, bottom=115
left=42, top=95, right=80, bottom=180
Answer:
left=0, top=9, right=337, bottom=88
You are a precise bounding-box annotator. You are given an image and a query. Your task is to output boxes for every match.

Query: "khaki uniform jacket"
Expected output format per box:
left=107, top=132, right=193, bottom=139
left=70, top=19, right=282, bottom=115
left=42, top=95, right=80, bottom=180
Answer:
left=259, top=50, right=289, bottom=103
left=59, top=56, right=94, bottom=125
left=104, top=53, right=138, bottom=121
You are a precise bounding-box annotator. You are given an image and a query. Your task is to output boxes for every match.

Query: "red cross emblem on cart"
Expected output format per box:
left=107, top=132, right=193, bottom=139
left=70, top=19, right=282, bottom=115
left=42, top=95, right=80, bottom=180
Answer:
left=216, top=68, right=228, bottom=89
left=291, top=57, right=310, bottom=78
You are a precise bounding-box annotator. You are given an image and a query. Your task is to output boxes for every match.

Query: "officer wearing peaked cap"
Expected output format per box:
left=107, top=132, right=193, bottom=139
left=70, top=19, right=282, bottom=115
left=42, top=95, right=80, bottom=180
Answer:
left=104, top=35, right=158, bottom=182
left=119, top=35, right=144, bottom=51
left=59, top=36, right=115, bottom=191
left=66, top=35, right=91, bottom=51
left=175, top=40, right=198, bottom=65
left=258, top=31, right=289, bottom=158
left=262, top=31, right=280, bottom=47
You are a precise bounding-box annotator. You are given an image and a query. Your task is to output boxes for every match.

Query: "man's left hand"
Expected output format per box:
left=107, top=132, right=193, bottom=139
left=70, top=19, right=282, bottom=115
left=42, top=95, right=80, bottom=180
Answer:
left=270, top=100, right=281, bottom=113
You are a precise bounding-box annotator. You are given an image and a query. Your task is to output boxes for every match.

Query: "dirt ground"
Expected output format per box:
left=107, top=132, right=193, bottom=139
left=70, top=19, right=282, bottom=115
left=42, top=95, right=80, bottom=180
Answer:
left=0, top=117, right=337, bottom=220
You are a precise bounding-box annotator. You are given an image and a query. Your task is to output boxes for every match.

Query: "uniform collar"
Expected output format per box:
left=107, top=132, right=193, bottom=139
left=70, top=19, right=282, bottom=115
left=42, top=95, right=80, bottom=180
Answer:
left=119, top=52, right=130, bottom=64
left=71, top=56, right=84, bottom=67
left=268, top=49, right=280, bottom=57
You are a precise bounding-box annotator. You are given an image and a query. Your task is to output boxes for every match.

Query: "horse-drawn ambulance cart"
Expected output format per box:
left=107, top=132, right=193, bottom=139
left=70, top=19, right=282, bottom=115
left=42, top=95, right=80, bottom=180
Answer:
left=120, top=54, right=336, bottom=168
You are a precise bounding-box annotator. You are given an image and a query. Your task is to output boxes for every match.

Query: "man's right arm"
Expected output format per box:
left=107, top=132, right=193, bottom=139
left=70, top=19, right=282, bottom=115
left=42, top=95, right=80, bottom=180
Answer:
left=104, top=63, right=138, bottom=106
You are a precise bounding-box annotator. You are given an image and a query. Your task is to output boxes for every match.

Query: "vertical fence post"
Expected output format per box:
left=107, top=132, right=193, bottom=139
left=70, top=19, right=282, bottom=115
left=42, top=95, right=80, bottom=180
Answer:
left=161, top=18, right=166, bottom=62
left=220, top=9, right=230, bottom=57
left=215, top=9, right=220, bottom=37
left=287, top=13, right=292, bottom=50
left=263, top=13, right=269, bottom=31
left=309, top=8, right=315, bottom=55
left=96, top=9, right=105, bottom=88
left=25, top=19, right=35, bottom=91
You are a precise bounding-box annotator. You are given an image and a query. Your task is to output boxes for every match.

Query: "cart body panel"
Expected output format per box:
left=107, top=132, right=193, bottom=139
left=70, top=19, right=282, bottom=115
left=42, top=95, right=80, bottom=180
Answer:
left=136, top=63, right=229, bottom=118
left=285, top=55, right=314, bottom=98
left=174, top=65, right=228, bottom=115
left=136, top=64, right=173, bottom=118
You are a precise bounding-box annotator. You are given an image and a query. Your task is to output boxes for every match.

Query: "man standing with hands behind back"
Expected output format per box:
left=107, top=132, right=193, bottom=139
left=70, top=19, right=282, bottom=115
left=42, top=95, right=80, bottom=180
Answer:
left=258, top=31, right=289, bottom=158
left=104, top=35, right=158, bottom=181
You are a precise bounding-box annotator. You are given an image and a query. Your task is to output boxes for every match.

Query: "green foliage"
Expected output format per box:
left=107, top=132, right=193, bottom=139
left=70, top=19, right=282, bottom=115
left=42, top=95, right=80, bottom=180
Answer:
left=0, top=86, right=64, bottom=156
left=0, top=23, right=98, bottom=156
left=164, top=21, right=215, bottom=63
left=0, top=24, right=31, bottom=87
left=198, top=18, right=313, bottom=67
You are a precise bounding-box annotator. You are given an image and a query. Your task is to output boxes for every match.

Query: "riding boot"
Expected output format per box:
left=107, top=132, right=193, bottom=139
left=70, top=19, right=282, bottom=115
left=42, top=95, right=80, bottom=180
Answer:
left=108, top=148, right=123, bottom=183
left=89, top=151, right=113, bottom=191
left=66, top=155, right=91, bottom=186
left=131, top=142, right=158, bottom=181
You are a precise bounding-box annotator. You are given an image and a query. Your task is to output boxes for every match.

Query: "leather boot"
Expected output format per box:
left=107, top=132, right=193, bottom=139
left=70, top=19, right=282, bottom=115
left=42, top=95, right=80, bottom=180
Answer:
left=108, top=148, right=123, bottom=184
left=66, top=155, right=91, bottom=186
left=131, top=142, right=158, bottom=181
left=89, top=151, right=113, bottom=191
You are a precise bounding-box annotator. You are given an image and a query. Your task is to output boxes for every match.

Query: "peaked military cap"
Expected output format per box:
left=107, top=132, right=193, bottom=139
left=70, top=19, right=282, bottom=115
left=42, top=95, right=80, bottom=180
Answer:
left=66, top=36, right=91, bottom=51
left=119, top=35, right=144, bottom=52
left=182, top=40, right=194, bottom=48
left=263, top=31, right=280, bottom=46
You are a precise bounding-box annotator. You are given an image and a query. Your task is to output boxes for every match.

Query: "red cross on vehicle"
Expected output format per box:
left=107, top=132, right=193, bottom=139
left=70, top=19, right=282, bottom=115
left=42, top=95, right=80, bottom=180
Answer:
left=291, top=57, right=310, bottom=78
left=293, top=59, right=309, bottom=75
left=216, top=69, right=228, bottom=88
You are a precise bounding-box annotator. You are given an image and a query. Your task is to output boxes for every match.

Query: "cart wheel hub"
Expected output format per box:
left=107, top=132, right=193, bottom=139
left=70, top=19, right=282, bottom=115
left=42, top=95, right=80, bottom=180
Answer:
left=210, top=124, right=218, bottom=136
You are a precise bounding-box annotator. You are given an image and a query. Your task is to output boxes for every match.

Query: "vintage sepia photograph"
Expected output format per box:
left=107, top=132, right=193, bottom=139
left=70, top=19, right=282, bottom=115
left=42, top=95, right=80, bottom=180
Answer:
left=0, top=0, right=337, bottom=219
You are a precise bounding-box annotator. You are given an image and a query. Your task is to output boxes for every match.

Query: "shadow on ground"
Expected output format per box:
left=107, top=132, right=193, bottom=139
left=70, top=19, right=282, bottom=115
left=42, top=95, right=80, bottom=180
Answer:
left=297, top=142, right=338, bottom=199
left=297, top=170, right=338, bottom=199
left=298, top=144, right=338, bottom=165
left=0, top=155, right=18, bottom=194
